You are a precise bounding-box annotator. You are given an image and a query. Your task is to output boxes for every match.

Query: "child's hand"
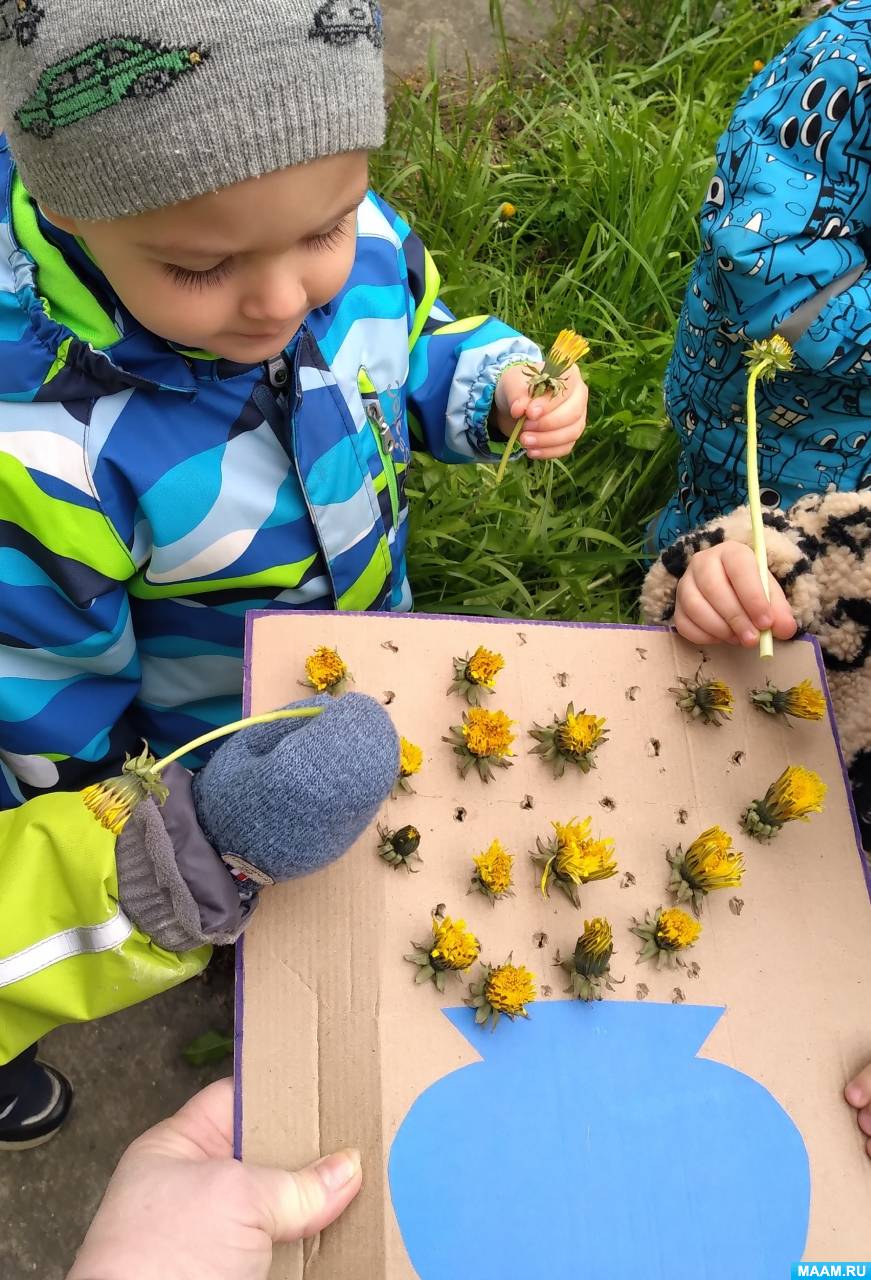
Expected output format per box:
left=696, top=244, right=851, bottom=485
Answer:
left=845, top=1063, right=871, bottom=1156
left=673, top=541, right=797, bottom=647
left=493, top=362, right=588, bottom=459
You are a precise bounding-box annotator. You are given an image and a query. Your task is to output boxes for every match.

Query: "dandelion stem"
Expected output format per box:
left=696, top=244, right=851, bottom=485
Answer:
left=494, top=414, right=527, bottom=486
left=153, top=707, right=323, bottom=772
left=745, top=364, right=773, bottom=659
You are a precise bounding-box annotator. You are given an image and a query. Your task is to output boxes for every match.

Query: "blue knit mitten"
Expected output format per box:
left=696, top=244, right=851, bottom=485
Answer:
left=191, top=693, right=399, bottom=888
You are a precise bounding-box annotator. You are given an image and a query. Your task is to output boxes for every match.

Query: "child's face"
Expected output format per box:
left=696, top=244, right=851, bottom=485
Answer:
left=45, top=151, right=369, bottom=363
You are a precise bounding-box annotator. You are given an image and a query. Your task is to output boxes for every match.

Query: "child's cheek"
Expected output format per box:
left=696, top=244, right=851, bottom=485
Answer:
left=309, top=240, right=358, bottom=311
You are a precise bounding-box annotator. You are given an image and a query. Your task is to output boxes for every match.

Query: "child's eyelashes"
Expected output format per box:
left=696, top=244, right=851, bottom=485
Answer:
left=162, top=218, right=352, bottom=288
left=305, top=218, right=352, bottom=252
left=164, top=260, right=233, bottom=290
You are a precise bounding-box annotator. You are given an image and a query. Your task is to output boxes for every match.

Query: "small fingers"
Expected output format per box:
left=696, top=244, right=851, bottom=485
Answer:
left=675, top=577, right=739, bottom=645
left=766, top=575, right=799, bottom=639
left=523, top=424, right=584, bottom=458
left=857, top=1105, right=871, bottom=1138
left=846, top=1063, right=871, bottom=1109
left=693, top=556, right=766, bottom=646
left=526, top=378, right=588, bottom=424
left=720, top=544, right=775, bottom=631
left=672, top=610, right=724, bottom=647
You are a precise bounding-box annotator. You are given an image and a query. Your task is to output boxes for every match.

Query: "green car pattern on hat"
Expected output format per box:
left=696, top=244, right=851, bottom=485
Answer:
left=15, top=36, right=208, bottom=138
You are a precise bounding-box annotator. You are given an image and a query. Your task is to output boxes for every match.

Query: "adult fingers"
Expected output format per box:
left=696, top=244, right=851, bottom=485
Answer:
left=135, top=1079, right=235, bottom=1163
left=247, top=1150, right=363, bottom=1243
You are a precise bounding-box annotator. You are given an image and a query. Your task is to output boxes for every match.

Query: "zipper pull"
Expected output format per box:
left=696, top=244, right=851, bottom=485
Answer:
left=366, top=399, right=397, bottom=452
left=266, top=355, right=290, bottom=389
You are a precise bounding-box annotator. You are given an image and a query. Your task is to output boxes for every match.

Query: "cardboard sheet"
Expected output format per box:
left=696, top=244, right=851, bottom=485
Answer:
left=237, top=612, right=871, bottom=1278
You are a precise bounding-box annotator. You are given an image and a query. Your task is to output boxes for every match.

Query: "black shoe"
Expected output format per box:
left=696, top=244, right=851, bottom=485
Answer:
left=0, top=1063, right=73, bottom=1150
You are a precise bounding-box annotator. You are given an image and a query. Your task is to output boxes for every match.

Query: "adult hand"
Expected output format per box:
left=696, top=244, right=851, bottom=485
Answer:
left=67, top=1078, right=362, bottom=1280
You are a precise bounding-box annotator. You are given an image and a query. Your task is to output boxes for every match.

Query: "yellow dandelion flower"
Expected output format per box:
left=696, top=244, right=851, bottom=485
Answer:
left=82, top=780, right=140, bottom=836
left=578, top=916, right=613, bottom=962
left=462, top=707, right=516, bottom=758
left=565, top=917, right=619, bottom=997
left=529, top=702, right=608, bottom=776
left=552, top=817, right=592, bottom=853
left=473, top=839, right=514, bottom=899
left=752, top=58, right=765, bottom=72
left=745, top=334, right=794, bottom=382
left=742, top=764, right=827, bottom=838
left=465, top=646, right=505, bottom=689
left=484, top=962, right=536, bottom=1016
left=535, top=818, right=617, bottom=905
left=498, top=201, right=517, bottom=220
left=671, top=672, right=734, bottom=725
left=399, top=737, right=424, bottom=777
left=656, top=907, right=702, bottom=951
left=545, top=329, right=591, bottom=377
left=304, top=645, right=347, bottom=692
left=751, top=678, right=827, bottom=721
left=430, top=916, right=480, bottom=972
left=706, top=680, right=733, bottom=710
left=556, top=710, right=607, bottom=757
left=555, top=836, right=617, bottom=885
left=683, top=826, right=745, bottom=889
left=779, top=680, right=827, bottom=720
left=632, top=907, right=702, bottom=967
left=378, top=822, right=422, bottom=870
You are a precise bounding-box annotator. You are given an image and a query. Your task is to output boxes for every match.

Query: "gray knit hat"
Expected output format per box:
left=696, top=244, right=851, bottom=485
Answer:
left=0, top=0, right=385, bottom=220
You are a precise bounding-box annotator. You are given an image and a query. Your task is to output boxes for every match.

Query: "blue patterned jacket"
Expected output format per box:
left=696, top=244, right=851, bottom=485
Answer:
left=0, top=135, right=537, bottom=805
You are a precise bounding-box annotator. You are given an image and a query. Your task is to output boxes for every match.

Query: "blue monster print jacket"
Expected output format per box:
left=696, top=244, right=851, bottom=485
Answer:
left=657, top=0, right=871, bottom=549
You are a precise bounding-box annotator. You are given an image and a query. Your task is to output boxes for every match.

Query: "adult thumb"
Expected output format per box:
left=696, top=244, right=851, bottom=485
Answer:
left=245, top=1149, right=363, bottom=1243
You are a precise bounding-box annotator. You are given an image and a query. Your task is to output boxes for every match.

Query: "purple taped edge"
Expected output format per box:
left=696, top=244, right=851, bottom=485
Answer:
left=233, top=936, right=245, bottom=1161
left=232, top=612, right=257, bottom=1160
left=809, top=635, right=871, bottom=899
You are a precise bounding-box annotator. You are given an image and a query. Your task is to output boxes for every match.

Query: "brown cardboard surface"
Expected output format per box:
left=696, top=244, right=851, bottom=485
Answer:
left=240, top=613, right=871, bottom=1277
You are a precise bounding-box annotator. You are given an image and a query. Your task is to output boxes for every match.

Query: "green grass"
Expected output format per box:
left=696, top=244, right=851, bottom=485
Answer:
left=373, top=0, right=802, bottom=621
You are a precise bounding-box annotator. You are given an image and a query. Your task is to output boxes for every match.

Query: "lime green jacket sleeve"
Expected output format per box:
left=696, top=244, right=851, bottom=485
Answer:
left=0, top=790, right=209, bottom=1065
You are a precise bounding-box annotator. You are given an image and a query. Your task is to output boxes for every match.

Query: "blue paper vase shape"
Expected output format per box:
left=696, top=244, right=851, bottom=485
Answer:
left=389, top=1000, right=809, bottom=1279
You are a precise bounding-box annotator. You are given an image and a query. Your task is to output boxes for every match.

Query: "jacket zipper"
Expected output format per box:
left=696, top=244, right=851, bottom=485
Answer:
left=270, top=336, right=340, bottom=607
left=364, top=399, right=400, bottom=526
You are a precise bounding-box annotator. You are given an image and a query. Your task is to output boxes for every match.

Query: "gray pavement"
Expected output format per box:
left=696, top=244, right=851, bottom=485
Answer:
left=1, top=966, right=235, bottom=1280
left=0, top=1, right=552, bottom=1275
left=385, top=0, right=547, bottom=75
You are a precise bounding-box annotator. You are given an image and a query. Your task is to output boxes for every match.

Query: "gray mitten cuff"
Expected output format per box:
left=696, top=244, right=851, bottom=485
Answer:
left=116, top=762, right=255, bottom=952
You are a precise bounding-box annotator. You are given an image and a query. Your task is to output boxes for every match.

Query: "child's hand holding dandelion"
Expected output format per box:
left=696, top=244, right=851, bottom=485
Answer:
left=673, top=540, right=797, bottom=648
left=491, top=330, right=589, bottom=472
